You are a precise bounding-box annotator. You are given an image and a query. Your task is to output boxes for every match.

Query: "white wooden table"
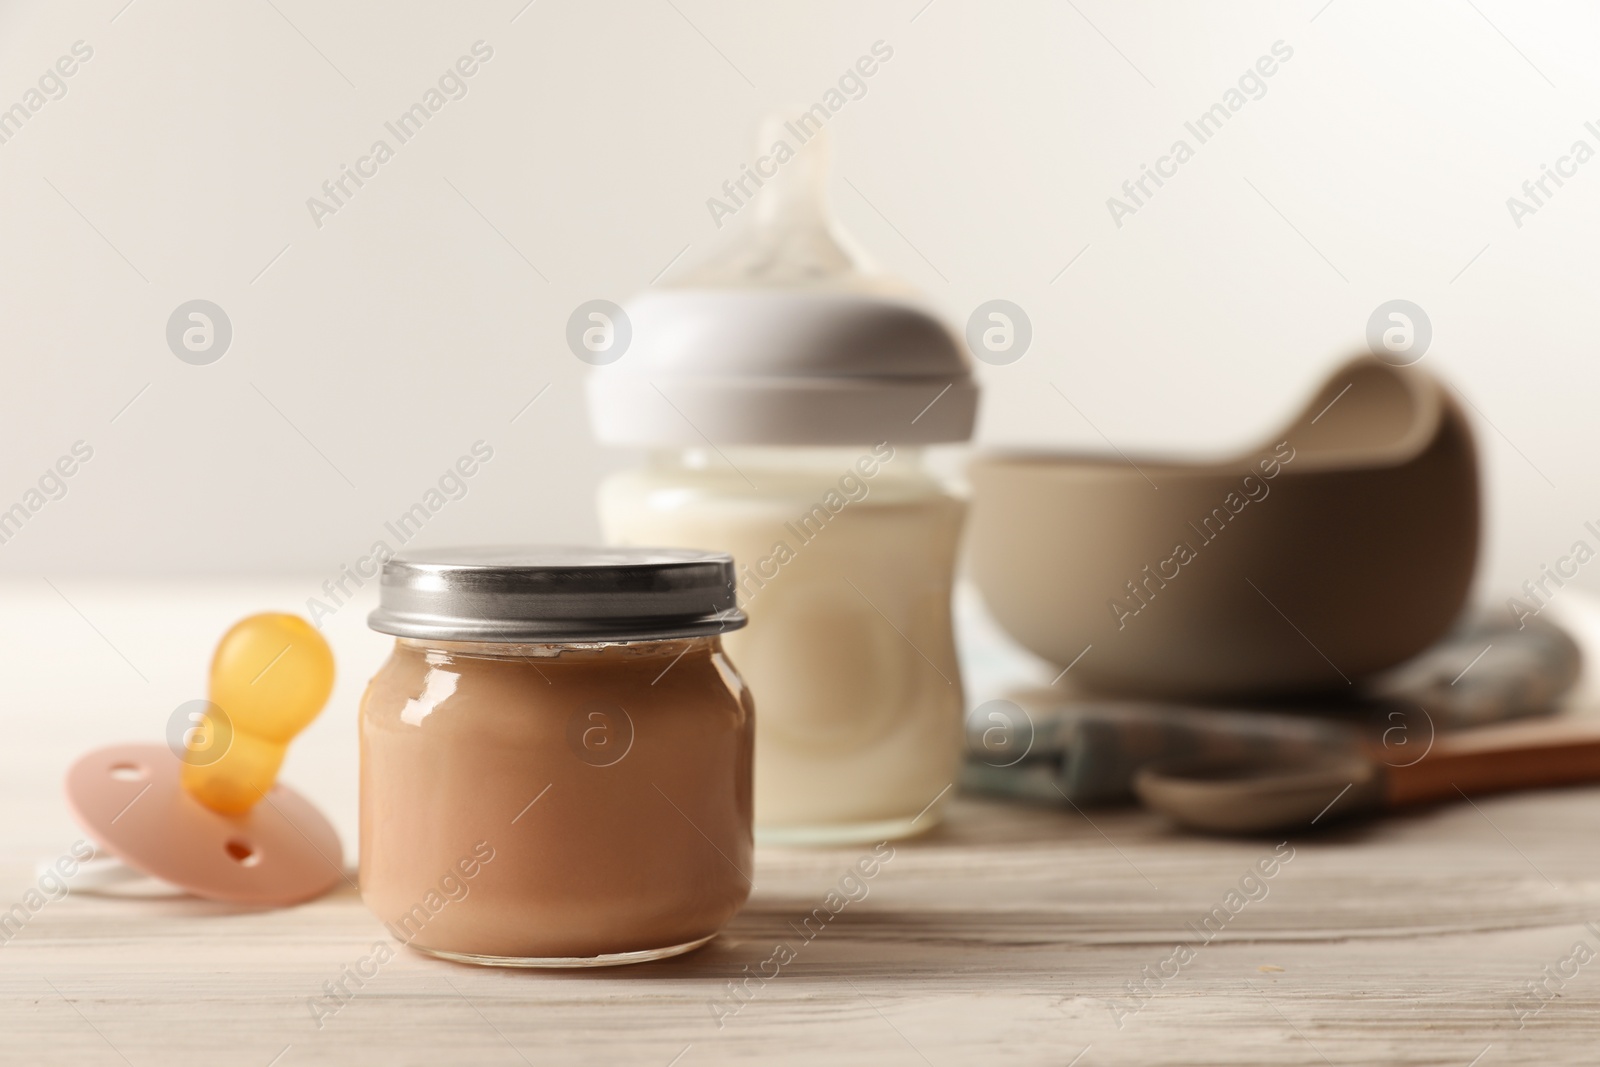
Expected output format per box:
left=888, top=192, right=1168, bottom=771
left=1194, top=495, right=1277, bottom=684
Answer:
left=3, top=581, right=1598, bottom=1065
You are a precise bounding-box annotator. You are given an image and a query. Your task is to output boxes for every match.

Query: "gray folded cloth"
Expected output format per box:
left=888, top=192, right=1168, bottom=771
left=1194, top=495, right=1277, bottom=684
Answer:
left=960, top=613, right=1583, bottom=806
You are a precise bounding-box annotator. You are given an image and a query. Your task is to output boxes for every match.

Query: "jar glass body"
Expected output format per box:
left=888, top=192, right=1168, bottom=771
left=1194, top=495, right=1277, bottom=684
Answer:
left=597, top=445, right=966, bottom=844
left=359, top=634, right=753, bottom=967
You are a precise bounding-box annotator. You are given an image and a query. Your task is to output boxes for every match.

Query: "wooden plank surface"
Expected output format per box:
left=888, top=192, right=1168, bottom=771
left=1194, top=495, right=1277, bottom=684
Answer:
left=3, top=582, right=1599, bottom=1065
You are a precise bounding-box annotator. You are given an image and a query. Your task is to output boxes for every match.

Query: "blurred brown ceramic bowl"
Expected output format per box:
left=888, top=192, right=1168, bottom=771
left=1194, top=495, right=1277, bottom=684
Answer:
left=967, top=356, right=1480, bottom=699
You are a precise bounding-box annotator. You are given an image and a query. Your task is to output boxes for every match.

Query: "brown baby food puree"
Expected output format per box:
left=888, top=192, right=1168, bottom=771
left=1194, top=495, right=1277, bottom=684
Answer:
left=360, top=635, right=753, bottom=962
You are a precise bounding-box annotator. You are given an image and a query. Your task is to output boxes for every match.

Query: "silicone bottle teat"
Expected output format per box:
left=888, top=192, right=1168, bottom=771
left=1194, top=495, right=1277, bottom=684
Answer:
left=588, top=114, right=978, bottom=448
left=676, top=118, right=893, bottom=292
left=181, top=613, right=335, bottom=815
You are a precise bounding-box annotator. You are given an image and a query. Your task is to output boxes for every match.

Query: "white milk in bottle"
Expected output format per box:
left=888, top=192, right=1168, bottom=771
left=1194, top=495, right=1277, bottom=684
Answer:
left=586, top=124, right=979, bottom=844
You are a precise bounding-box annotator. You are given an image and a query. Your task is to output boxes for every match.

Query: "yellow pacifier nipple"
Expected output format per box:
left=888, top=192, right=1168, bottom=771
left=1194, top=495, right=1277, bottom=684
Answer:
left=180, top=613, right=334, bottom=815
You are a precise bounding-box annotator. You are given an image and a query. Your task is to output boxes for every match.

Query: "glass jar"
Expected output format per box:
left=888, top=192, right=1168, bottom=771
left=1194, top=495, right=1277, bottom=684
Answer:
left=599, top=445, right=966, bottom=844
left=359, top=546, right=752, bottom=968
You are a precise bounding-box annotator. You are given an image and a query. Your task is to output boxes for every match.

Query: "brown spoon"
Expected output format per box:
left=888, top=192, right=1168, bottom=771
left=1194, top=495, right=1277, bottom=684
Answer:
left=1133, top=717, right=1600, bottom=835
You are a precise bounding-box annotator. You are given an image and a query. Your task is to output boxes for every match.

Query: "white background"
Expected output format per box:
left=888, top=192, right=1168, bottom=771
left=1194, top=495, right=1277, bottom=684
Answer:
left=1, top=0, right=1595, bottom=606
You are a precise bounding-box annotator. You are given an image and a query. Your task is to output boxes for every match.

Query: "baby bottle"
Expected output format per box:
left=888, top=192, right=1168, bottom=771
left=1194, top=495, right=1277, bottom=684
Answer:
left=586, top=125, right=978, bottom=844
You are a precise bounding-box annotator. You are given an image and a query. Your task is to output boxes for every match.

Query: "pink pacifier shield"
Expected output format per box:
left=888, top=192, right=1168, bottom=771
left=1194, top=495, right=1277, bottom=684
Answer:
left=65, top=743, right=344, bottom=906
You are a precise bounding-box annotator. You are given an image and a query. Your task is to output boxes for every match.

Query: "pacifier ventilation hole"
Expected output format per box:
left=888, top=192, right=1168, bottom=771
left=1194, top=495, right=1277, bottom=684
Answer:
left=224, top=838, right=261, bottom=867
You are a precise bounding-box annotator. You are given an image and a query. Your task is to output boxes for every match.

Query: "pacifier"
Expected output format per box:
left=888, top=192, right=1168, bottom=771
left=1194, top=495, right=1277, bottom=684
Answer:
left=63, top=613, right=344, bottom=906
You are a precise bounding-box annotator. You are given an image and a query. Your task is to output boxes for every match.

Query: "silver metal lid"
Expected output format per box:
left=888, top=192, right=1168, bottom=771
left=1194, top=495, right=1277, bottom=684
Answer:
left=367, top=545, right=746, bottom=644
